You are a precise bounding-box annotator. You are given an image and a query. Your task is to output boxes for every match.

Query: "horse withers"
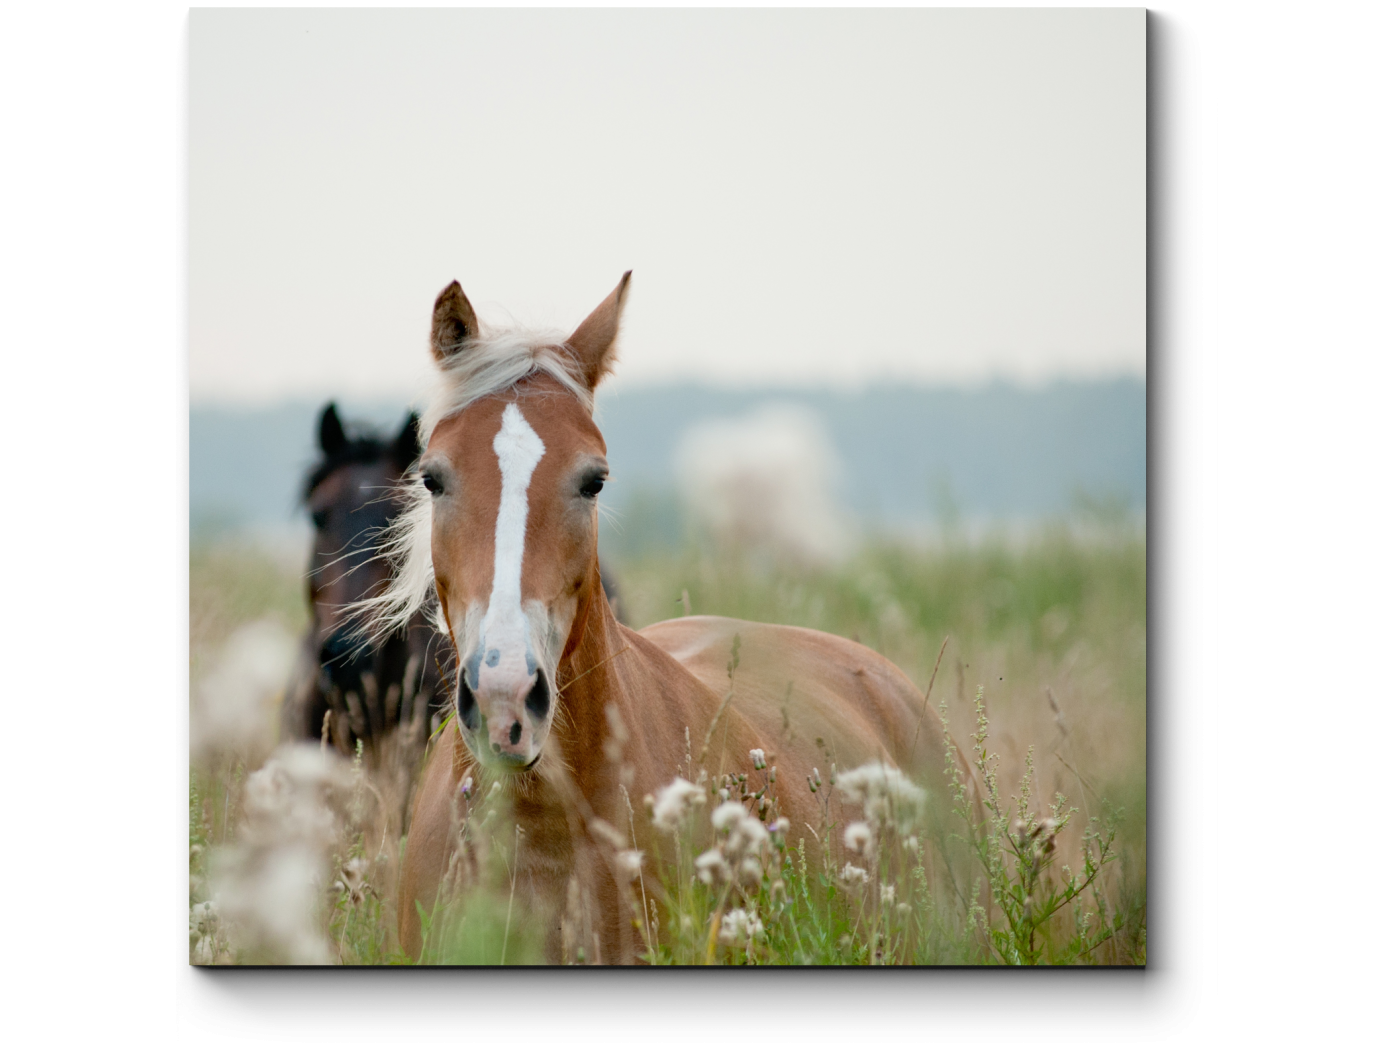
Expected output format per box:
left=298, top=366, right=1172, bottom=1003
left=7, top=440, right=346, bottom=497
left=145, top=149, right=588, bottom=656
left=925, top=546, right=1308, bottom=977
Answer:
left=376, top=275, right=934, bottom=963
left=282, top=403, right=454, bottom=755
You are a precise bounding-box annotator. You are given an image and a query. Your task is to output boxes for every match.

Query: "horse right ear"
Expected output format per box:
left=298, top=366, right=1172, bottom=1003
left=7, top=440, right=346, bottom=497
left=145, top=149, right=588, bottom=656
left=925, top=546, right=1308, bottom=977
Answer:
left=319, top=402, right=347, bottom=455
left=430, top=281, right=480, bottom=363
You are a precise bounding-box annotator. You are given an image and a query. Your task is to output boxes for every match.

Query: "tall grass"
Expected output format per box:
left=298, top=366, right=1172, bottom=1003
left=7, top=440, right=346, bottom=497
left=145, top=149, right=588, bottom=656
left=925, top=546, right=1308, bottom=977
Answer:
left=189, top=524, right=1145, bottom=965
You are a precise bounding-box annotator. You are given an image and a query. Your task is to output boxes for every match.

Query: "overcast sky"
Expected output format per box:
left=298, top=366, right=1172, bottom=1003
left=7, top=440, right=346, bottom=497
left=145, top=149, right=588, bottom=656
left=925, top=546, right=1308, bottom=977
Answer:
left=189, top=8, right=1144, bottom=406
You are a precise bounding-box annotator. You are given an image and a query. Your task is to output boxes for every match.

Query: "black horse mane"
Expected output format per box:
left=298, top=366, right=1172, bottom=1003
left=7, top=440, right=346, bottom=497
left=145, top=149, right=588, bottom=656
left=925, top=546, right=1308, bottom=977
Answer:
left=303, top=402, right=420, bottom=501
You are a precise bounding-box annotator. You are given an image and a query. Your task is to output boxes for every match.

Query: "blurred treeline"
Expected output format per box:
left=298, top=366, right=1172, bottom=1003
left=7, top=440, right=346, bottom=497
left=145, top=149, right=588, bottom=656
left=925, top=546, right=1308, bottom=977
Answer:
left=190, top=378, right=1146, bottom=549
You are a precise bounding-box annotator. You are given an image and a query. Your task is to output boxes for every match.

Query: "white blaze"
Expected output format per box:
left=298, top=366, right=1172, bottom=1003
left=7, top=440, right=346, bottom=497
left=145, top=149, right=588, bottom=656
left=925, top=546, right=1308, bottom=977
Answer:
left=478, top=403, right=546, bottom=679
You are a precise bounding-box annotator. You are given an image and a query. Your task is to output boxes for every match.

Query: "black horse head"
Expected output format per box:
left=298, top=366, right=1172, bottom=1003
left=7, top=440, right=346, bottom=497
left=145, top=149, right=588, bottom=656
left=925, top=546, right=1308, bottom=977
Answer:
left=283, top=403, right=451, bottom=752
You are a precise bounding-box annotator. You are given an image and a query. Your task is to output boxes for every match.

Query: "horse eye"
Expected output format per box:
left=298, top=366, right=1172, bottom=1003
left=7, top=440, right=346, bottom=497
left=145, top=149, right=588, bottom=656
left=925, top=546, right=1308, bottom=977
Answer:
left=311, top=510, right=328, bottom=530
left=422, top=472, right=444, bottom=496
left=580, top=476, right=605, bottom=499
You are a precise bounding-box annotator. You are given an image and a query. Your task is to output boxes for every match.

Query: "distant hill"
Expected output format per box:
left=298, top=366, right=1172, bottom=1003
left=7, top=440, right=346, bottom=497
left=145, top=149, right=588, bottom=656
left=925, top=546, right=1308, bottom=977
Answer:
left=190, top=378, right=1146, bottom=549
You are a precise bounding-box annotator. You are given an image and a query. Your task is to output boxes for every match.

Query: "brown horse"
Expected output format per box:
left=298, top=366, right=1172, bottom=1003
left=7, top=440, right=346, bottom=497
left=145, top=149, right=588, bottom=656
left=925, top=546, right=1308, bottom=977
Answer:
left=282, top=403, right=454, bottom=754
left=379, top=275, right=934, bottom=962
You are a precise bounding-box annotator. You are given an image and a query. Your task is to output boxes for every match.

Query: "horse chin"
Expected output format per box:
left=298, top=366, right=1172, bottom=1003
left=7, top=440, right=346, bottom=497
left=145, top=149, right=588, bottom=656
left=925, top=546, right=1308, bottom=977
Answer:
left=457, top=724, right=545, bottom=774
left=491, top=750, right=542, bottom=774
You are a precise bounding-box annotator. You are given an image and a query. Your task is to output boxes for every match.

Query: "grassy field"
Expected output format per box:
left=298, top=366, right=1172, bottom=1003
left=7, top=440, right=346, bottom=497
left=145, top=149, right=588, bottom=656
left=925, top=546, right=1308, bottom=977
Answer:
left=189, top=523, right=1146, bottom=965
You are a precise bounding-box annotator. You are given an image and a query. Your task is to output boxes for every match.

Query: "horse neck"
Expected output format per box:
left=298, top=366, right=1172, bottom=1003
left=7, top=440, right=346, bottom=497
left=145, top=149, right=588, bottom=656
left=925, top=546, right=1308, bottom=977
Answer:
left=554, top=560, right=630, bottom=779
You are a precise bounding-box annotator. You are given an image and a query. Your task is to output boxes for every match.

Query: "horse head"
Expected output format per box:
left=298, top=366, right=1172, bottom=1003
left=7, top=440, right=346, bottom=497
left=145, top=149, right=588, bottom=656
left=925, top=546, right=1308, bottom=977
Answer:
left=297, top=404, right=424, bottom=745
left=377, top=274, right=629, bottom=772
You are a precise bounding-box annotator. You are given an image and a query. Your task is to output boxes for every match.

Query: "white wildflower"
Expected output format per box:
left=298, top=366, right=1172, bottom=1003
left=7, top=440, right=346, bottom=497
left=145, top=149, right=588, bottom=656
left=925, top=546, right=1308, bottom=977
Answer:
left=718, top=907, right=764, bottom=946
left=333, top=856, right=369, bottom=905
left=738, top=856, right=764, bottom=886
left=881, top=883, right=895, bottom=906
left=209, top=744, right=350, bottom=965
left=843, top=820, right=873, bottom=857
left=749, top=748, right=766, bottom=770
left=833, top=760, right=926, bottom=834
left=615, top=850, right=644, bottom=881
left=695, top=849, right=730, bottom=886
left=651, top=776, right=706, bottom=832
left=191, top=619, right=297, bottom=760
left=729, top=815, right=769, bottom=858
left=711, top=800, right=747, bottom=832
left=838, top=862, right=869, bottom=894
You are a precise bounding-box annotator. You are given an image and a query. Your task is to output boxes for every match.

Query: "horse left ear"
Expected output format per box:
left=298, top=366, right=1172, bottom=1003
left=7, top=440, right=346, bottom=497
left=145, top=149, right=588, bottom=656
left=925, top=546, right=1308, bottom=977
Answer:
left=391, top=412, right=420, bottom=470
left=319, top=402, right=347, bottom=456
left=564, top=271, right=631, bottom=390
left=431, top=281, right=480, bottom=363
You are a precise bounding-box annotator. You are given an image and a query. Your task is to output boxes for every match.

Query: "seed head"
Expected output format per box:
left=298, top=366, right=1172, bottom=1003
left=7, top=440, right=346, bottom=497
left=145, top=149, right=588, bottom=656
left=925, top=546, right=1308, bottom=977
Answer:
left=718, top=907, right=764, bottom=946
left=726, top=814, right=769, bottom=858
left=650, top=776, right=707, bottom=833
left=833, top=760, right=926, bottom=834
left=738, top=856, right=764, bottom=886
left=750, top=748, right=766, bottom=770
left=843, top=820, right=873, bottom=857
left=615, top=850, right=644, bottom=881
left=695, top=848, right=730, bottom=886
left=711, top=800, right=748, bottom=832
left=838, top=862, right=869, bottom=894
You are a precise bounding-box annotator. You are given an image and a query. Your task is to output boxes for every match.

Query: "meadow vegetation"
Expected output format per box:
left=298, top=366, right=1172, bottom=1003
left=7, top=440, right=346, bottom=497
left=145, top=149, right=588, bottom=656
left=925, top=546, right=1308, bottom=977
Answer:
left=189, top=521, right=1146, bottom=965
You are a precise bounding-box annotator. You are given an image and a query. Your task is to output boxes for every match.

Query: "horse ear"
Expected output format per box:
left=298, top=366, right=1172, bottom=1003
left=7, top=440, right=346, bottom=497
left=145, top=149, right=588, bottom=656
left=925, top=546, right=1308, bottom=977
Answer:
left=319, top=402, right=347, bottom=456
left=391, top=412, right=420, bottom=470
left=431, top=281, right=480, bottom=363
left=564, top=271, right=631, bottom=390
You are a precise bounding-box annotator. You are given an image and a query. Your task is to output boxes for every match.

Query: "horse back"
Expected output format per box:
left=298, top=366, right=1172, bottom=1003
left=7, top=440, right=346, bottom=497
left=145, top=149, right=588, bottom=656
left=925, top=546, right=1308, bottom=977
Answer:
left=638, top=615, right=930, bottom=774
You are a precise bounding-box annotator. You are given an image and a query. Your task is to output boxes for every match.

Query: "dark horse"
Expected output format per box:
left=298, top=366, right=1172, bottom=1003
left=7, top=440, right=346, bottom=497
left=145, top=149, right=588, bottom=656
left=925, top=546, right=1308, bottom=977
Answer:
left=282, top=402, right=627, bottom=757
left=281, top=403, right=454, bottom=755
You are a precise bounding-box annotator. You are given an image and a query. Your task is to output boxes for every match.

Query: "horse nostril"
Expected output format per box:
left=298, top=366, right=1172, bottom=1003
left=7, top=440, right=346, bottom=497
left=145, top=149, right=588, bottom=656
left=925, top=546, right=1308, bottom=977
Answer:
left=457, top=673, right=480, bottom=732
left=525, top=671, right=550, bottom=723
left=509, top=721, right=522, bottom=746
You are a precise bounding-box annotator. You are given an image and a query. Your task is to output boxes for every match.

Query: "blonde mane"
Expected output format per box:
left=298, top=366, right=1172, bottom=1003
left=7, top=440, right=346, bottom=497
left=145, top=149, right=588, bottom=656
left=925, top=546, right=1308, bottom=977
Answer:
left=355, top=324, right=595, bottom=642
